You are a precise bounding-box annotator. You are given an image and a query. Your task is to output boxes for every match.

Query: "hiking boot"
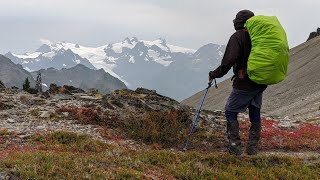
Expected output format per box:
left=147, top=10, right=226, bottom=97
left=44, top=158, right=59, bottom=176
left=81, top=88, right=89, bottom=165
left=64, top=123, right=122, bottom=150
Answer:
left=246, top=121, right=261, bottom=155
left=227, top=121, right=242, bottom=156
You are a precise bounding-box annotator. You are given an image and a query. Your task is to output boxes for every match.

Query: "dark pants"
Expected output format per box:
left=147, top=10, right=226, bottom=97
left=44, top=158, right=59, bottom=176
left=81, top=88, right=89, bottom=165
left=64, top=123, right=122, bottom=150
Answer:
left=225, top=105, right=261, bottom=122
left=225, top=88, right=263, bottom=122
left=224, top=88, right=263, bottom=155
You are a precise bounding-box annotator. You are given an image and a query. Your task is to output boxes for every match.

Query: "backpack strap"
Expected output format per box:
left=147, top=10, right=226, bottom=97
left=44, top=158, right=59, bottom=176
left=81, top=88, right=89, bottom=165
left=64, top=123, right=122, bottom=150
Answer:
left=238, top=29, right=250, bottom=79
left=242, top=29, right=249, bottom=64
left=232, top=29, right=249, bottom=81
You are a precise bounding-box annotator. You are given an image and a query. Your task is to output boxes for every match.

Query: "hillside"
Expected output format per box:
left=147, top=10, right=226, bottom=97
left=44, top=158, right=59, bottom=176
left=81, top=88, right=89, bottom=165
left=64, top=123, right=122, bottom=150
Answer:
left=0, top=88, right=319, bottom=178
left=0, top=55, right=36, bottom=88
left=182, top=36, right=320, bottom=121
left=31, top=64, right=127, bottom=94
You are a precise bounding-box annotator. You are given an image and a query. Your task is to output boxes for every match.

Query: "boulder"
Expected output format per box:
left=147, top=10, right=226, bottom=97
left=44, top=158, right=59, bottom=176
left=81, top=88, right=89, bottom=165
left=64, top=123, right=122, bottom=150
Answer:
left=48, top=84, right=71, bottom=95
left=40, top=111, right=52, bottom=118
left=307, top=28, right=320, bottom=41
left=307, top=32, right=318, bottom=41
left=63, top=85, right=85, bottom=94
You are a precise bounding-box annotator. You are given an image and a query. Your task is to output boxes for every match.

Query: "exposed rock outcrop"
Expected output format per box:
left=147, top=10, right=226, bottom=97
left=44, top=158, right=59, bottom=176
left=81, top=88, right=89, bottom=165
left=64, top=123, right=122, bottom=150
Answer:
left=307, top=27, right=320, bottom=41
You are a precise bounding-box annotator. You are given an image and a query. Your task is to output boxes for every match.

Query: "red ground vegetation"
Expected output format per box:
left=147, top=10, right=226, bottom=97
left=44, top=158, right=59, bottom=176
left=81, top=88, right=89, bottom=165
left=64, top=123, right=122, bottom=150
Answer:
left=240, top=118, right=320, bottom=151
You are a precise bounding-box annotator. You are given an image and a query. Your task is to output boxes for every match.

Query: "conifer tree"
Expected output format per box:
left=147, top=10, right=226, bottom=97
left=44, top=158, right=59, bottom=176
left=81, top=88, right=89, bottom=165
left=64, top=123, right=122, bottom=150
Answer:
left=23, top=77, right=30, bottom=91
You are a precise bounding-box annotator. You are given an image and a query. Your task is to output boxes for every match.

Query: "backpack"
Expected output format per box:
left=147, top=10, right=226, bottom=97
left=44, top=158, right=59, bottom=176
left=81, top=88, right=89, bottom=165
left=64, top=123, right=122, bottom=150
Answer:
left=244, top=15, right=289, bottom=85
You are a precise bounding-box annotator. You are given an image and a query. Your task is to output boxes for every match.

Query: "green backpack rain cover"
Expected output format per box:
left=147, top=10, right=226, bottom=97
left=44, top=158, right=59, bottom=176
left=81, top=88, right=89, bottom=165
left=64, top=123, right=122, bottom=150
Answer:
left=244, top=15, right=289, bottom=85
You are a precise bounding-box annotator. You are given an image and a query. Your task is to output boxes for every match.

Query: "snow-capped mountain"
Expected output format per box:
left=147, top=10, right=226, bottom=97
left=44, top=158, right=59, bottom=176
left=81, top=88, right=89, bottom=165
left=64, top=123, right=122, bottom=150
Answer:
left=6, top=37, right=226, bottom=100
left=5, top=47, right=96, bottom=72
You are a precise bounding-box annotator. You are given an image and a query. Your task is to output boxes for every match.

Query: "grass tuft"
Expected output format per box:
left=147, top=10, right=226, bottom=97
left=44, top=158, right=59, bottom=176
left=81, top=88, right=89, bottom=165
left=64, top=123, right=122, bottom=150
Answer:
left=31, top=131, right=108, bottom=153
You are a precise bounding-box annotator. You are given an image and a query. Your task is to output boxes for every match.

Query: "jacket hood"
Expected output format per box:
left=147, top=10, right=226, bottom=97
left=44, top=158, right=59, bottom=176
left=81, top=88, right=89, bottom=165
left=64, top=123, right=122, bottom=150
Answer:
left=233, top=10, right=254, bottom=30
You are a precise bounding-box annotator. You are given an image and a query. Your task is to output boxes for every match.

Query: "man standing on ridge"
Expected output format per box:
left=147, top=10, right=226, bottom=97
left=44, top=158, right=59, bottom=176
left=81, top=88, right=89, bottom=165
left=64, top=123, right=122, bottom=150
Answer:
left=208, top=10, right=267, bottom=156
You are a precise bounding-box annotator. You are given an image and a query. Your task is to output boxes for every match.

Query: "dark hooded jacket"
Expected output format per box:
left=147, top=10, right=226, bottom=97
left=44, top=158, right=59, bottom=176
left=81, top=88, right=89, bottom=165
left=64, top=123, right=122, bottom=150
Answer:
left=209, top=10, right=267, bottom=91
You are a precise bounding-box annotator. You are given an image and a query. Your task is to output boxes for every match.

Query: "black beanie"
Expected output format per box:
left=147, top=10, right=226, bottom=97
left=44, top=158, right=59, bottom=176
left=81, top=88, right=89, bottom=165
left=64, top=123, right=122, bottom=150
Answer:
left=233, top=10, right=254, bottom=30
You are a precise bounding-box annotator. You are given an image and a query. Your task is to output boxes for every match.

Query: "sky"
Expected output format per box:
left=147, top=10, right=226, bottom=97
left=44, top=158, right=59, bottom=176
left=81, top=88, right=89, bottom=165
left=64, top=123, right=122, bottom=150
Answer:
left=0, top=0, right=319, bottom=54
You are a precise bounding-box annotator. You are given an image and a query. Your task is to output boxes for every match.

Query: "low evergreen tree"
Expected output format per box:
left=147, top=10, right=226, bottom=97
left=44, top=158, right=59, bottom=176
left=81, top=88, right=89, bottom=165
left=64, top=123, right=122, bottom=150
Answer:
left=23, top=77, right=30, bottom=91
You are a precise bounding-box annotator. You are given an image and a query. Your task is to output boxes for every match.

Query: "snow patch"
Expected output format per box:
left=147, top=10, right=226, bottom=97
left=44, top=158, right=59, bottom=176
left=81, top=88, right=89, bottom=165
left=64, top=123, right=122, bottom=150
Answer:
left=43, top=52, right=55, bottom=58
left=24, top=67, right=32, bottom=72
left=105, top=56, right=118, bottom=63
left=167, top=45, right=196, bottom=54
left=83, top=60, right=128, bottom=85
left=111, top=40, right=137, bottom=53
left=14, top=52, right=41, bottom=59
left=147, top=50, right=172, bottom=67
left=129, top=56, right=135, bottom=63
left=142, top=39, right=169, bottom=52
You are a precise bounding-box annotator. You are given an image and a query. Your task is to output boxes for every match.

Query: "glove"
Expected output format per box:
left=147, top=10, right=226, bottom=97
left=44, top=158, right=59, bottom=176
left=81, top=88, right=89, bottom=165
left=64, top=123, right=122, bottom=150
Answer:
left=208, top=71, right=215, bottom=81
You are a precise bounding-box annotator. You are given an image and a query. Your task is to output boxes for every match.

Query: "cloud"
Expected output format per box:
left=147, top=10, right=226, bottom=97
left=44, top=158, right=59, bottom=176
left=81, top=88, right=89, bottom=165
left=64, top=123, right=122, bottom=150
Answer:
left=0, top=0, right=319, bottom=54
left=39, top=39, right=53, bottom=45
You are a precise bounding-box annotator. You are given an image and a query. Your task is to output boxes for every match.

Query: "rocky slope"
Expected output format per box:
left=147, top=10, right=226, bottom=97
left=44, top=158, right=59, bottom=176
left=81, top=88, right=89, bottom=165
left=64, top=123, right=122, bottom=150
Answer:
left=0, top=87, right=319, bottom=178
left=182, top=36, right=320, bottom=121
left=0, top=87, right=226, bottom=152
left=0, top=87, right=319, bottom=151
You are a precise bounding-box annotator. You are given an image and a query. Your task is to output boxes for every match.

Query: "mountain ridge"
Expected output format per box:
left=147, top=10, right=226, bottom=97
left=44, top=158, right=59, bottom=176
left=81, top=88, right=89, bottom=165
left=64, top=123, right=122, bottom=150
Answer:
left=6, top=37, right=226, bottom=100
left=0, top=55, right=36, bottom=88
left=31, top=64, right=127, bottom=94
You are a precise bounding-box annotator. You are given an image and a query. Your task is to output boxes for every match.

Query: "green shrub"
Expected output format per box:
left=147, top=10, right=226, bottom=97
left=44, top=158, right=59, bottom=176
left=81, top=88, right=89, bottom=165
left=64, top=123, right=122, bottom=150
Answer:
left=31, top=131, right=108, bottom=152
left=127, top=109, right=191, bottom=147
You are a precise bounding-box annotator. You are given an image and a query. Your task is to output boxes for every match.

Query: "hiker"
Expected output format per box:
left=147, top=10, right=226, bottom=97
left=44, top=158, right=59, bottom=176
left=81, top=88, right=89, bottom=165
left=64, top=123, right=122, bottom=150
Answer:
left=208, top=10, right=268, bottom=156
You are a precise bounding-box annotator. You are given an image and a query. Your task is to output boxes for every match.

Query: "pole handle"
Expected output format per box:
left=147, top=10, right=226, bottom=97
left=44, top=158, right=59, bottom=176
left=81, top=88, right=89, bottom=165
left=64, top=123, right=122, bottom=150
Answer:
left=208, top=79, right=218, bottom=89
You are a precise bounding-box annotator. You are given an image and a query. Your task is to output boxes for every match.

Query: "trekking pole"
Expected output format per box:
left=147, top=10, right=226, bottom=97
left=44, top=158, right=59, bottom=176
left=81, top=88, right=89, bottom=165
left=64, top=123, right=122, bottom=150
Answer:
left=183, top=79, right=217, bottom=151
